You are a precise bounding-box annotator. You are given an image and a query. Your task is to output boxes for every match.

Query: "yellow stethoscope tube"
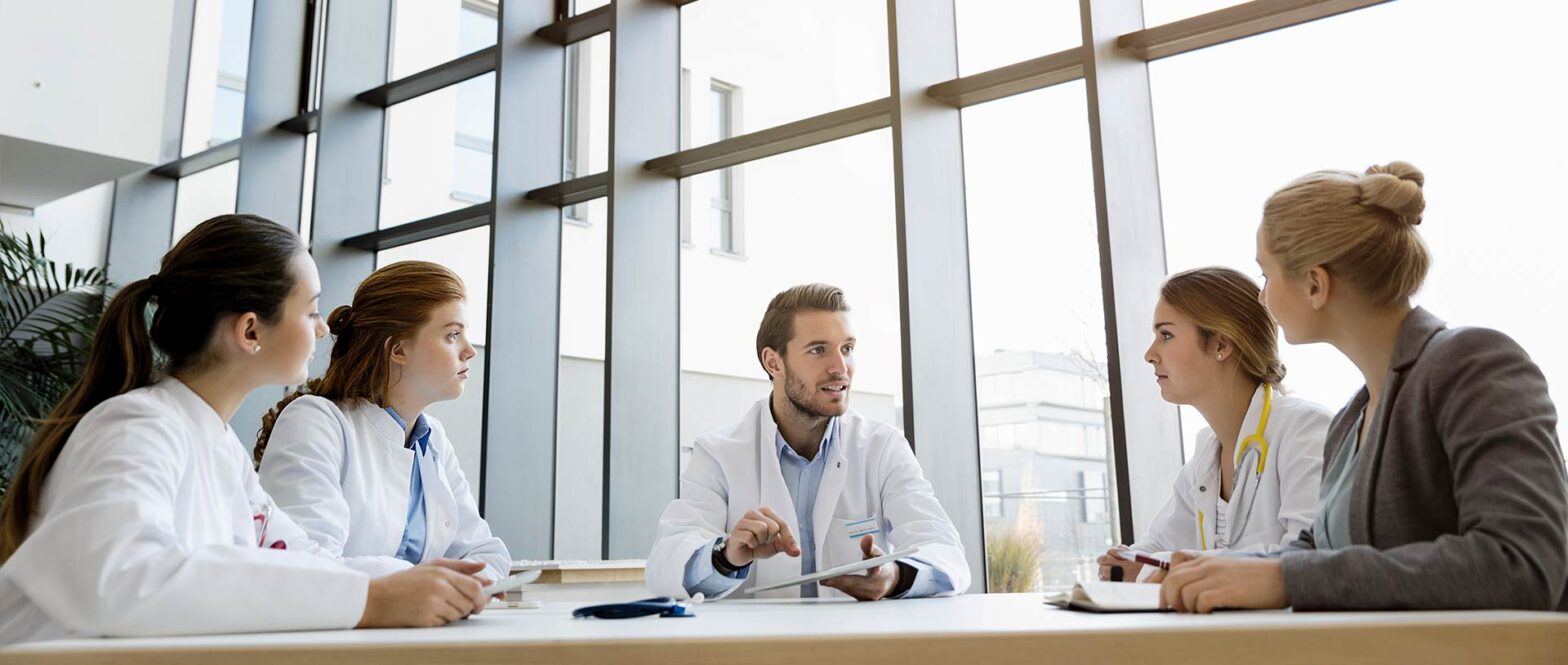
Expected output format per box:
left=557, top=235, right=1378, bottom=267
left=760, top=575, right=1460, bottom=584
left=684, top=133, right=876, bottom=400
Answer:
left=1198, top=384, right=1273, bottom=550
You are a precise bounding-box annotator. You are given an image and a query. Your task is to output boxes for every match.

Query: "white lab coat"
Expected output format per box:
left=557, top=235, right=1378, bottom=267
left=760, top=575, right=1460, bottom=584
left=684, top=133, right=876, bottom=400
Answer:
left=647, top=398, right=970, bottom=600
left=258, top=396, right=510, bottom=583
left=1130, top=384, right=1329, bottom=571
left=0, top=379, right=368, bottom=645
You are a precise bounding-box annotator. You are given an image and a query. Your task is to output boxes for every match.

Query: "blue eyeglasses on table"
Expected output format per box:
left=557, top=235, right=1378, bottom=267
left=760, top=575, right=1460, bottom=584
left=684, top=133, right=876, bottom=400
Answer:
left=572, top=597, right=696, bottom=620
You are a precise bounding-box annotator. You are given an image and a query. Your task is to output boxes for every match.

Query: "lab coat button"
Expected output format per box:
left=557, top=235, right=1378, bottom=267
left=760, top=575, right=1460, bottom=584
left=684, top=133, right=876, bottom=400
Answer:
left=1199, top=485, right=1207, bottom=492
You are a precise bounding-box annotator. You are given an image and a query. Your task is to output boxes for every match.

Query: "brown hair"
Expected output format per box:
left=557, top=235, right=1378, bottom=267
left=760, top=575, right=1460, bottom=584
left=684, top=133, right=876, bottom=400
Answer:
left=1162, top=267, right=1285, bottom=386
left=0, top=214, right=305, bottom=563
left=755, top=283, right=850, bottom=376
left=252, top=261, right=466, bottom=466
left=1261, top=161, right=1430, bottom=306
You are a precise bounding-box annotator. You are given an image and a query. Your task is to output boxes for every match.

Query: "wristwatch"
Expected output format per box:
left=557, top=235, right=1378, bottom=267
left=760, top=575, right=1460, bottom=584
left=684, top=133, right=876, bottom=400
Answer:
left=712, top=537, right=740, bottom=575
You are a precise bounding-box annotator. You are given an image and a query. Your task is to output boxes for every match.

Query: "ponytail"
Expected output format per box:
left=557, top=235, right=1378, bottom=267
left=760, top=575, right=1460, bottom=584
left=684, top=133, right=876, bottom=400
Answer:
left=0, top=279, right=159, bottom=562
left=0, top=214, right=304, bottom=563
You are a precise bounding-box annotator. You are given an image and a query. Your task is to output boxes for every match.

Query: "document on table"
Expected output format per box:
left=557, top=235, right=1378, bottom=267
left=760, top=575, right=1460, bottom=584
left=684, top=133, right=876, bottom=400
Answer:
left=1045, top=581, right=1164, bottom=613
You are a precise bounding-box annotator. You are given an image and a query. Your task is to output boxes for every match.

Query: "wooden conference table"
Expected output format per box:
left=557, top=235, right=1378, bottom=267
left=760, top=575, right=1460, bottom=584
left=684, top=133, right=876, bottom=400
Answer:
left=4, top=593, right=1566, bottom=664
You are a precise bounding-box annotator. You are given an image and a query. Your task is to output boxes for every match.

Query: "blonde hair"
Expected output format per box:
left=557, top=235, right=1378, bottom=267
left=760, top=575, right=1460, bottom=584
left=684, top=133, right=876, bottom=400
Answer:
left=1260, top=160, right=1430, bottom=306
left=1162, top=267, right=1285, bottom=386
left=755, top=283, right=850, bottom=376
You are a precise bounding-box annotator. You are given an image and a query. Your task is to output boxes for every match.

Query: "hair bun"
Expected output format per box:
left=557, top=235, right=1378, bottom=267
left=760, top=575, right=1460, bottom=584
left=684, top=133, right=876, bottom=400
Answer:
left=1359, top=161, right=1425, bottom=226
left=327, top=305, right=355, bottom=335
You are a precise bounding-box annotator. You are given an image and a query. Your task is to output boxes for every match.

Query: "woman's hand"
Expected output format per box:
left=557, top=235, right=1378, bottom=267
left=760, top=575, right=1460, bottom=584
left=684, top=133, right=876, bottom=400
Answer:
left=1157, top=551, right=1288, bottom=613
left=358, top=559, right=489, bottom=628
left=1096, top=545, right=1145, bottom=582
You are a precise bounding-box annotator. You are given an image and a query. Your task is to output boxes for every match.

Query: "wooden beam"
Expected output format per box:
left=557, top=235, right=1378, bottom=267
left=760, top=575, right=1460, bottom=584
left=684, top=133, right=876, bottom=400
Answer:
left=1119, top=0, right=1395, bottom=61
left=927, top=47, right=1084, bottom=108
left=644, top=98, right=891, bottom=179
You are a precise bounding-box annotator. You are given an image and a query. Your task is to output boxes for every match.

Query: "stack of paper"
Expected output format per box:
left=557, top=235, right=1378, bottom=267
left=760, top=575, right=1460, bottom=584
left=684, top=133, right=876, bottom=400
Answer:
left=510, top=559, right=647, bottom=584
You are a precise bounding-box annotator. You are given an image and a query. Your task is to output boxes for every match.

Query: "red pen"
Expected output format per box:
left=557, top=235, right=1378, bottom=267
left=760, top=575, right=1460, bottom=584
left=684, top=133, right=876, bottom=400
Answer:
left=1114, top=549, right=1171, bottom=571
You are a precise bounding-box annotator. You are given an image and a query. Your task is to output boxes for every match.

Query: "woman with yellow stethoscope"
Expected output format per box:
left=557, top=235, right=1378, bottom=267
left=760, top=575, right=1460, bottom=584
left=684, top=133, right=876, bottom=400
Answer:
left=1099, top=267, right=1332, bottom=582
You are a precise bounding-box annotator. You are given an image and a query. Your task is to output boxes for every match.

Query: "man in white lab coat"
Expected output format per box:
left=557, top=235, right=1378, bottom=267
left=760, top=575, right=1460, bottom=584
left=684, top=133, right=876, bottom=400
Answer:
left=646, top=284, right=970, bottom=601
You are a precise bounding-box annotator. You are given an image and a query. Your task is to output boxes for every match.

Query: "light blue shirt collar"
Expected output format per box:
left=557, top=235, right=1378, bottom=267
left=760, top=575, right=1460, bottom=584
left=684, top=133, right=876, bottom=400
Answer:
left=774, top=418, right=837, bottom=464
left=384, top=407, right=432, bottom=456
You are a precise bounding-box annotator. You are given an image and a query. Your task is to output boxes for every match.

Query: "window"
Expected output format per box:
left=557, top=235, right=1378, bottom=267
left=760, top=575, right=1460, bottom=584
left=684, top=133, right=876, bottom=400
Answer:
left=1079, top=470, right=1108, bottom=524
left=299, top=133, right=317, bottom=243
left=704, top=80, right=741, bottom=255
left=562, top=33, right=609, bottom=224
left=171, top=161, right=240, bottom=244
left=679, top=130, right=904, bottom=477
left=555, top=196, right=608, bottom=558
left=982, top=469, right=1004, bottom=519
left=303, top=0, right=328, bottom=111
left=954, top=0, right=1080, bottom=77
left=450, top=6, right=498, bottom=203
left=1142, top=0, right=1249, bottom=28
left=680, top=0, right=887, bottom=147
left=379, top=72, right=496, bottom=228
left=389, top=0, right=497, bottom=81
left=183, top=0, right=254, bottom=155
left=1151, top=0, right=1568, bottom=455
left=963, top=82, right=1115, bottom=592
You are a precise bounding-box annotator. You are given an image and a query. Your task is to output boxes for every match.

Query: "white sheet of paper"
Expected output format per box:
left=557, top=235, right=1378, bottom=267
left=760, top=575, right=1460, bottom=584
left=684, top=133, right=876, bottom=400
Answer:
left=742, top=547, right=921, bottom=594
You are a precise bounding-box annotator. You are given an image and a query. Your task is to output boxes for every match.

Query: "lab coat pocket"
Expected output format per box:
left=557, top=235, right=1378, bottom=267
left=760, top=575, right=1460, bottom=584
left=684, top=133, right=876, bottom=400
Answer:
left=824, top=516, right=880, bottom=569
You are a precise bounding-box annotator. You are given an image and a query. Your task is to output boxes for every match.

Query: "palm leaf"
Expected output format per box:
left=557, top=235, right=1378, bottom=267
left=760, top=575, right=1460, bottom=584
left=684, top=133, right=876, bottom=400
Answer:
left=0, top=229, right=110, bottom=491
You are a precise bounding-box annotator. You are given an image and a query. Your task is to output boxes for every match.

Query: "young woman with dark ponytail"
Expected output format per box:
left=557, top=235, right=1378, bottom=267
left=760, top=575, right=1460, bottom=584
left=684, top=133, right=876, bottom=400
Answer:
left=255, top=261, right=509, bottom=583
left=0, top=215, right=491, bottom=644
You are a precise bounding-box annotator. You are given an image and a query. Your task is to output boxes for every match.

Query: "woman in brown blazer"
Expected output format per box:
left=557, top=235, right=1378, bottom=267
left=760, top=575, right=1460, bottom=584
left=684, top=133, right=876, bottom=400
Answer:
left=1155, top=161, right=1567, bottom=613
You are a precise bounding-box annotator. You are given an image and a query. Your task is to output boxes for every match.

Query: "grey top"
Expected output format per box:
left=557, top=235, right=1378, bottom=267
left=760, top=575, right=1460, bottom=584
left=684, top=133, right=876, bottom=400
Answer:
left=1276, top=307, right=1567, bottom=611
left=1311, top=411, right=1361, bottom=551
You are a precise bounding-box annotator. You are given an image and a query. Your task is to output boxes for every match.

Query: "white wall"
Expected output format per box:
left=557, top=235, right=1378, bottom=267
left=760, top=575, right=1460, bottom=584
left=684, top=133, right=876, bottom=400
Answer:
left=0, top=0, right=174, bottom=164
left=0, top=181, right=113, bottom=270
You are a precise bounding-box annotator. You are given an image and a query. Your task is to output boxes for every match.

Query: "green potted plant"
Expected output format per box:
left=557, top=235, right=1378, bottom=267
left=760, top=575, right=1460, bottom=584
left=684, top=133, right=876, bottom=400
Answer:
left=1, top=229, right=109, bottom=499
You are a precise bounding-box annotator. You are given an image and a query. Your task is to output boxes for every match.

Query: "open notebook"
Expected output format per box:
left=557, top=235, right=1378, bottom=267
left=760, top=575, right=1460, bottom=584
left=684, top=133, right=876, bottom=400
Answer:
left=1045, top=581, right=1163, bottom=613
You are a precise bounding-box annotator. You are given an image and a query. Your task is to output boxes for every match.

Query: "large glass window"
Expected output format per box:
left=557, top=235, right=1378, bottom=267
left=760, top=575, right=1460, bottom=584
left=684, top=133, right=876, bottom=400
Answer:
left=954, top=0, right=1080, bottom=76
left=556, top=197, right=609, bottom=559
left=375, top=227, right=492, bottom=483
left=680, top=0, right=888, bottom=148
left=679, top=130, right=904, bottom=476
left=962, top=82, right=1114, bottom=593
left=1141, top=0, right=1247, bottom=28
left=299, top=133, right=318, bottom=243
left=379, top=73, right=496, bottom=228
left=171, top=161, right=240, bottom=243
left=182, top=0, right=254, bottom=155
left=563, top=33, right=610, bottom=222
left=389, top=0, right=497, bottom=81
left=1152, top=0, right=1568, bottom=453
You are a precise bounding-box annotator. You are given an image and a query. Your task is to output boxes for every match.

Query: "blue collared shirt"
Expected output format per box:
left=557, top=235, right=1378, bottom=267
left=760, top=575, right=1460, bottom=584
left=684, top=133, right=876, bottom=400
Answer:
left=682, top=419, right=953, bottom=599
left=385, top=407, right=431, bottom=565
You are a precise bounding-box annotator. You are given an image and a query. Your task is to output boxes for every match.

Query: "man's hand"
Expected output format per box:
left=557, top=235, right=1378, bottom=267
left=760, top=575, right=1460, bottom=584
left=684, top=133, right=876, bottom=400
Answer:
left=820, top=535, right=900, bottom=601
left=723, top=507, right=801, bottom=568
left=1157, top=551, right=1288, bottom=613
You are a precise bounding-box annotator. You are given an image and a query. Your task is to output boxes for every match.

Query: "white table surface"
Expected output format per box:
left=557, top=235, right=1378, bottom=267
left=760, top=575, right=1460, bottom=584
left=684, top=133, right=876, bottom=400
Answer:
left=6, top=593, right=1567, bottom=664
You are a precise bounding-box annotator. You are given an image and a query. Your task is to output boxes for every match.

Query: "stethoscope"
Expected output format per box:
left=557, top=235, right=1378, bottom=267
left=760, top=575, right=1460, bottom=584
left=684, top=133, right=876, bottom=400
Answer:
left=1198, top=383, right=1273, bottom=550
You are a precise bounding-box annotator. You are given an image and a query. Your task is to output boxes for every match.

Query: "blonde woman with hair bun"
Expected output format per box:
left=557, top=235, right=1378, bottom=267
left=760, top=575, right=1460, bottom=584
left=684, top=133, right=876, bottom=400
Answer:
left=1098, top=267, right=1331, bottom=583
left=1158, top=162, right=1567, bottom=613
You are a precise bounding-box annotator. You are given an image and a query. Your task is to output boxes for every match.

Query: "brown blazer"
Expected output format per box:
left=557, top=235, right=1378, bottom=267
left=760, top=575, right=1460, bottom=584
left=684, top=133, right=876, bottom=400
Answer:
left=1279, top=307, right=1567, bottom=610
